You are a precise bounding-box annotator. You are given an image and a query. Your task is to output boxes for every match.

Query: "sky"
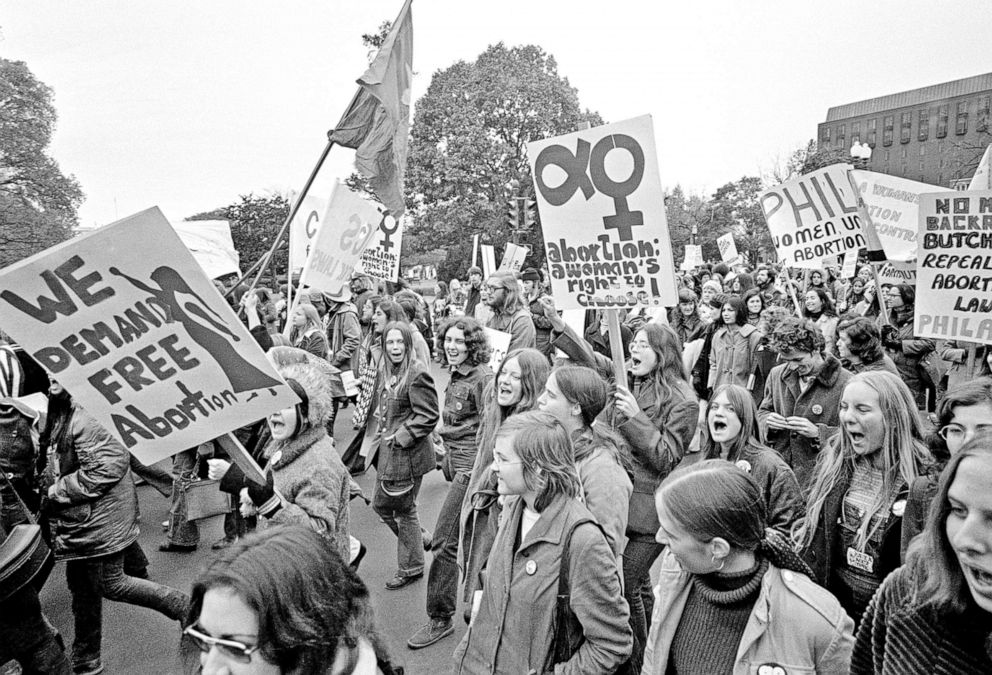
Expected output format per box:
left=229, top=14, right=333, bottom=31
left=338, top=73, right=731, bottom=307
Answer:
left=2, top=0, right=991, bottom=230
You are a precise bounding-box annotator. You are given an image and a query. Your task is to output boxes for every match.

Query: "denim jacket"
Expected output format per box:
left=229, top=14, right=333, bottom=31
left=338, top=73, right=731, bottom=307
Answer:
left=439, top=362, right=492, bottom=475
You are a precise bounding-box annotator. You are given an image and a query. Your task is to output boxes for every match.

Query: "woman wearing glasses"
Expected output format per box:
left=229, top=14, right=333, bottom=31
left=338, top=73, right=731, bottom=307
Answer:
left=901, top=378, right=992, bottom=559
left=453, top=412, right=631, bottom=674
left=879, top=284, right=938, bottom=411
left=794, top=371, right=932, bottom=624
left=183, top=526, right=400, bottom=674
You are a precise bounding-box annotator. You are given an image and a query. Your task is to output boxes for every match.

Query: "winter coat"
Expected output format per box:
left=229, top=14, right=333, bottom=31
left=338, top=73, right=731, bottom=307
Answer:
left=574, top=429, right=632, bottom=558
left=453, top=495, right=632, bottom=675
left=46, top=403, right=138, bottom=561
left=938, top=340, right=990, bottom=391
left=851, top=565, right=992, bottom=675
left=373, top=360, right=439, bottom=483
left=886, top=306, right=937, bottom=410
left=811, top=313, right=840, bottom=356
left=642, top=550, right=854, bottom=675
left=551, top=324, right=698, bottom=536
left=487, top=306, right=537, bottom=352
left=708, top=324, right=763, bottom=393
left=293, top=327, right=329, bottom=360
left=527, top=294, right=555, bottom=359
left=848, top=354, right=900, bottom=377
left=438, top=362, right=492, bottom=476
left=327, top=301, right=362, bottom=374
left=757, top=354, right=852, bottom=492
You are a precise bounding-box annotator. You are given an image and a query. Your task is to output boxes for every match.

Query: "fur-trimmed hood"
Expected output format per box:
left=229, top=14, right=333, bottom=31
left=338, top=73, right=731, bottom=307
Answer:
left=277, top=361, right=334, bottom=430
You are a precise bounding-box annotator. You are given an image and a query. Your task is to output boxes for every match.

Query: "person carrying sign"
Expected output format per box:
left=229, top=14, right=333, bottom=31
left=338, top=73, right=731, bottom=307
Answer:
left=484, top=271, right=536, bottom=352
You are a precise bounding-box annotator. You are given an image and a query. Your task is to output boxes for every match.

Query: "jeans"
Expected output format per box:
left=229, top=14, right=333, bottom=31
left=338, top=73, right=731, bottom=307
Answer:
left=372, top=476, right=424, bottom=577
left=167, top=449, right=199, bottom=546
left=0, top=586, right=71, bottom=674
left=426, top=471, right=469, bottom=620
left=65, top=550, right=189, bottom=669
left=620, top=537, right=664, bottom=675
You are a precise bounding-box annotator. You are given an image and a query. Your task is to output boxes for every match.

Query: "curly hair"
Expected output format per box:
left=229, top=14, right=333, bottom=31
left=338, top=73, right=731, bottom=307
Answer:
left=836, top=316, right=884, bottom=365
left=770, top=316, right=823, bottom=355
left=437, top=315, right=492, bottom=367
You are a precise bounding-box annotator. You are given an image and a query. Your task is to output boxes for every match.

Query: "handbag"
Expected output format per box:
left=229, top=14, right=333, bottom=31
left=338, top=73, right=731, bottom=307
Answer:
left=177, top=456, right=231, bottom=521
left=0, top=473, right=53, bottom=602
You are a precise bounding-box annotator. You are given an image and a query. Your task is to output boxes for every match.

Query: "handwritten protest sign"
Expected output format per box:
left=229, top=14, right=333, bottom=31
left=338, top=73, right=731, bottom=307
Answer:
left=497, top=242, right=530, bottom=275
left=484, top=327, right=512, bottom=372
left=290, top=195, right=328, bottom=273
left=0, top=207, right=298, bottom=465
left=717, top=233, right=741, bottom=265
left=526, top=115, right=678, bottom=311
left=357, top=213, right=403, bottom=282
left=299, top=182, right=382, bottom=294
left=851, top=171, right=944, bottom=263
left=760, top=164, right=869, bottom=269
left=914, top=190, right=992, bottom=345
left=680, top=245, right=703, bottom=271
left=171, top=220, right=240, bottom=280
left=840, top=252, right=859, bottom=279
left=877, top=260, right=916, bottom=286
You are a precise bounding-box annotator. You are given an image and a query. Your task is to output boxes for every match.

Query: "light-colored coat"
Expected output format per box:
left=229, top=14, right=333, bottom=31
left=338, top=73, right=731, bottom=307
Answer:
left=708, top=323, right=763, bottom=392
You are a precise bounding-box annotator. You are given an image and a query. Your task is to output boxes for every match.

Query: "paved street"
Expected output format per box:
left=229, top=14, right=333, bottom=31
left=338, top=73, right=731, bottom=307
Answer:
left=39, top=362, right=465, bottom=674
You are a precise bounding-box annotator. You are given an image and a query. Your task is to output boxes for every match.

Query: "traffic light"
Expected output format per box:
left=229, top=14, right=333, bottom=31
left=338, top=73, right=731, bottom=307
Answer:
left=524, top=198, right=537, bottom=229
left=506, top=198, right=520, bottom=230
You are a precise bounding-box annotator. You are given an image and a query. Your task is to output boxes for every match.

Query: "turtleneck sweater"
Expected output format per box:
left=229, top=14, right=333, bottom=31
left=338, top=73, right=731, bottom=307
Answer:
left=667, top=556, right=769, bottom=675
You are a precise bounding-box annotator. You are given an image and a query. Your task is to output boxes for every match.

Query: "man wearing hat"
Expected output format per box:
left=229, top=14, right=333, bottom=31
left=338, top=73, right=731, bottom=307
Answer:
left=462, top=266, right=484, bottom=319
left=323, top=286, right=361, bottom=433
left=521, top=268, right=554, bottom=362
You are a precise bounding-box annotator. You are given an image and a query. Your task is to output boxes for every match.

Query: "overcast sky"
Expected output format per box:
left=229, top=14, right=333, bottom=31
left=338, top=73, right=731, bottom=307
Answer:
left=2, top=0, right=990, bottom=229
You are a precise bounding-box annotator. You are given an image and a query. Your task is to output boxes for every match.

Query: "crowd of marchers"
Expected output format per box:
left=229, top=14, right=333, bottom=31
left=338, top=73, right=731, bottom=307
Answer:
left=2, top=261, right=992, bottom=674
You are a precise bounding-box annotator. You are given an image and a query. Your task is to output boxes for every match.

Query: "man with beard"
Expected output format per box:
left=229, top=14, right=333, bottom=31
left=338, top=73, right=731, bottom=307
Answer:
left=757, top=316, right=852, bottom=491
left=484, top=271, right=535, bottom=352
left=462, top=266, right=484, bottom=319
left=755, top=266, right=785, bottom=307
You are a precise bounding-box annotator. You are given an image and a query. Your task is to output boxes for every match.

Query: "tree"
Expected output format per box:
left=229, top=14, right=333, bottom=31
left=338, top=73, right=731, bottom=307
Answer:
left=663, top=185, right=707, bottom=261
left=774, top=139, right=851, bottom=181
left=403, top=43, right=603, bottom=281
left=708, top=176, right=773, bottom=264
left=188, top=193, right=290, bottom=282
left=0, top=58, right=83, bottom=266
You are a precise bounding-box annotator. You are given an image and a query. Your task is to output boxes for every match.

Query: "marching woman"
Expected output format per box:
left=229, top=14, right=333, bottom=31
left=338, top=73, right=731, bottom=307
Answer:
left=370, top=321, right=440, bottom=590
left=453, top=412, right=632, bottom=674
left=698, top=384, right=804, bottom=535
left=459, top=347, right=549, bottom=606
left=851, top=432, right=992, bottom=674
left=707, top=295, right=763, bottom=396
left=289, top=302, right=329, bottom=359
left=407, top=316, right=492, bottom=650
left=643, top=461, right=853, bottom=674
left=794, top=371, right=932, bottom=624
left=537, top=365, right=633, bottom=556
left=543, top=299, right=697, bottom=673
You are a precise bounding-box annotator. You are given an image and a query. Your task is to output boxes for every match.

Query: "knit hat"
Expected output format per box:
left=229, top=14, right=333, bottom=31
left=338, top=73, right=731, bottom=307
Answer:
left=467, top=265, right=483, bottom=277
left=521, top=267, right=541, bottom=282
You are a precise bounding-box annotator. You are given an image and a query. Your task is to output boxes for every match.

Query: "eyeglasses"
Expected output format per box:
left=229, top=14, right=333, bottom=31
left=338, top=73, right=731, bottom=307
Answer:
left=939, top=423, right=992, bottom=443
left=183, top=624, right=260, bottom=663
left=485, top=285, right=505, bottom=293
left=492, top=456, right=523, bottom=469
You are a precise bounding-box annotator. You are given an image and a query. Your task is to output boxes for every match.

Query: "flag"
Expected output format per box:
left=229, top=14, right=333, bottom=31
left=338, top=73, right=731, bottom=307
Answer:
left=968, top=144, right=992, bottom=191
left=328, top=0, right=413, bottom=217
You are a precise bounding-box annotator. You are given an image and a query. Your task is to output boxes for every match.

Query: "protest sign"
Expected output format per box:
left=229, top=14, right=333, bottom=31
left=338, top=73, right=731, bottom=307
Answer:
left=299, top=182, right=382, bottom=295
left=481, top=245, right=496, bottom=278
left=357, top=213, right=403, bottom=282
left=877, top=260, right=916, bottom=286
left=526, top=115, right=678, bottom=311
left=914, top=190, right=992, bottom=344
left=760, top=163, right=869, bottom=269
left=171, top=220, right=240, bottom=280
left=498, top=242, right=530, bottom=274
left=484, top=327, right=512, bottom=372
left=680, top=244, right=703, bottom=271
left=840, top=251, right=859, bottom=279
left=0, top=207, right=299, bottom=465
left=289, top=195, right=328, bottom=273
left=717, top=233, right=741, bottom=265
left=852, top=170, right=944, bottom=263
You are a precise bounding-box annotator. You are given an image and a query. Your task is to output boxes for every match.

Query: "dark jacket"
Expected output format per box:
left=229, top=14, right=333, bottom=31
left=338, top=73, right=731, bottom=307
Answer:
left=900, top=471, right=941, bottom=561
left=438, top=362, right=492, bottom=476
left=886, top=306, right=937, bottom=410
left=757, top=354, right=852, bottom=492
left=46, top=404, right=138, bottom=561
left=551, top=324, right=698, bottom=536
left=583, top=322, right=632, bottom=362
left=527, top=294, right=555, bottom=358
left=464, top=284, right=482, bottom=319
left=851, top=565, right=992, bottom=674
left=374, top=360, right=439, bottom=482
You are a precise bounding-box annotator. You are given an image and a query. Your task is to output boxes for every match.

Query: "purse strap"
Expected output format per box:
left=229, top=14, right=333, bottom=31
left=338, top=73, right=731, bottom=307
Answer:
left=0, top=471, right=37, bottom=527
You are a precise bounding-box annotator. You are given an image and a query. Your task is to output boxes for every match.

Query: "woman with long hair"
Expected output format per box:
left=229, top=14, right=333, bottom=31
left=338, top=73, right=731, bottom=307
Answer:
left=669, top=288, right=703, bottom=345
left=803, top=287, right=840, bottom=356
left=453, top=412, right=632, bottom=674
left=699, top=384, right=804, bottom=535
left=881, top=283, right=938, bottom=411
left=538, top=365, right=633, bottom=556
left=288, top=302, right=328, bottom=359
left=741, top=287, right=765, bottom=327
left=794, top=370, right=932, bottom=623
left=183, top=526, right=400, bottom=674
left=459, top=348, right=550, bottom=606
left=370, top=321, right=440, bottom=591
left=707, top=295, right=763, bottom=395
left=643, top=461, right=853, bottom=673
left=728, top=271, right=755, bottom=296
left=851, top=432, right=992, bottom=674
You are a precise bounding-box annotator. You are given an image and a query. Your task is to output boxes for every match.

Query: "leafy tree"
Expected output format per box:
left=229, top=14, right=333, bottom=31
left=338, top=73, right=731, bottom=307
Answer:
left=404, top=43, right=603, bottom=281
left=708, top=176, right=773, bottom=264
left=663, top=185, right=707, bottom=262
left=188, top=193, right=290, bottom=282
left=0, top=58, right=83, bottom=266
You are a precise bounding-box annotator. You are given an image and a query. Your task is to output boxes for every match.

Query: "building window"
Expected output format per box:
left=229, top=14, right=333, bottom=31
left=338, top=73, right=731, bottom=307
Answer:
left=836, top=124, right=846, bottom=147
left=821, top=126, right=831, bottom=144
left=956, top=100, right=969, bottom=135
left=918, top=108, right=929, bottom=141
left=851, top=121, right=860, bottom=144
left=867, top=119, right=877, bottom=147
left=937, top=105, right=949, bottom=138
left=883, top=115, right=894, bottom=146
left=900, top=112, right=912, bottom=144
left=979, top=96, right=990, bottom=132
